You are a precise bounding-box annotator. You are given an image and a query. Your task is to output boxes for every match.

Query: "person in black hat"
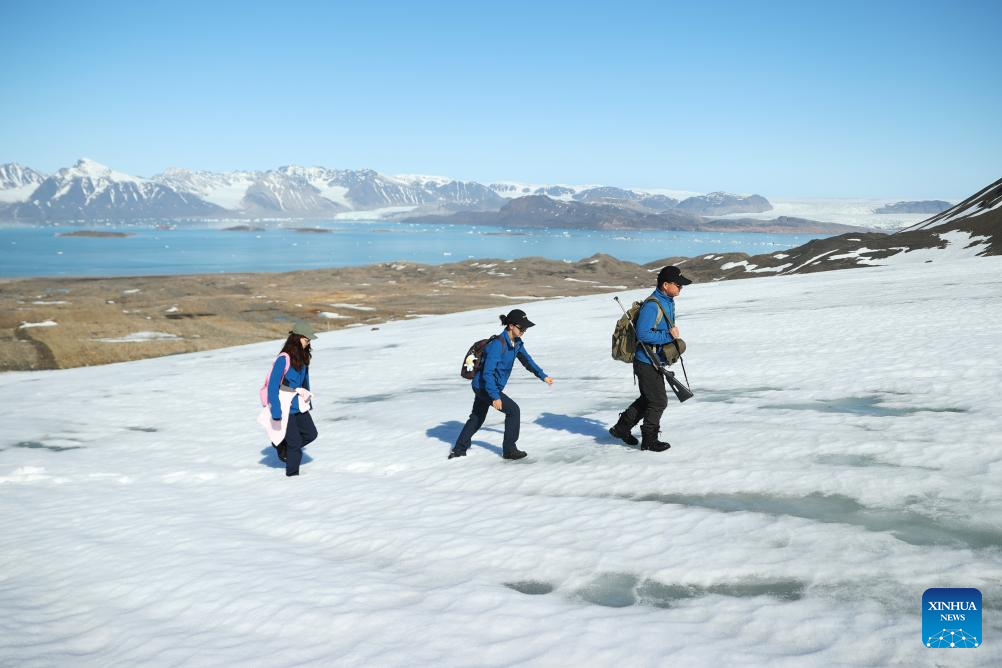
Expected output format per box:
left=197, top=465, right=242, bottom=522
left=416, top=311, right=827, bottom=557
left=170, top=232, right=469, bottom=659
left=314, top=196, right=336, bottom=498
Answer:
left=450, top=309, right=554, bottom=460
left=609, top=266, right=691, bottom=452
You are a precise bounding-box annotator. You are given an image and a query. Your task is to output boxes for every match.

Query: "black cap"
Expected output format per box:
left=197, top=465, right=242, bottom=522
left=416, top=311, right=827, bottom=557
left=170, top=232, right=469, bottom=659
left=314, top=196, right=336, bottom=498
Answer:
left=501, top=309, right=535, bottom=330
left=656, top=265, right=692, bottom=287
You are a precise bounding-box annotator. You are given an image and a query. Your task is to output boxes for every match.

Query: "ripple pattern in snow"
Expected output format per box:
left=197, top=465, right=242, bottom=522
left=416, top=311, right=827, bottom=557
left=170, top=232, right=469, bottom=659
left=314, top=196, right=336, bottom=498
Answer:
left=1, top=257, right=1001, bottom=665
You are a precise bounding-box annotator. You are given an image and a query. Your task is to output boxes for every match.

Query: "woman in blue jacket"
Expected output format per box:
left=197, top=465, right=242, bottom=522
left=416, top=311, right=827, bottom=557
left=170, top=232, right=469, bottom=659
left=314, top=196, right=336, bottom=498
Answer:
left=450, top=309, right=554, bottom=460
left=267, top=321, right=318, bottom=476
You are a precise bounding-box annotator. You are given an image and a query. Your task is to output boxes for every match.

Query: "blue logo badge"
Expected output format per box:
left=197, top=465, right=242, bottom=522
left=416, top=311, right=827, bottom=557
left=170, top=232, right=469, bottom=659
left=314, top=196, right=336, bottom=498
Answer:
left=923, top=588, right=981, bottom=648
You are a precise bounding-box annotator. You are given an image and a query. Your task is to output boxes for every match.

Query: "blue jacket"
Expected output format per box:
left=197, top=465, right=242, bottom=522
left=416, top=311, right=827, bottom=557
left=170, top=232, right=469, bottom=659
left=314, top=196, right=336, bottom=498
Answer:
left=473, top=330, right=547, bottom=400
left=268, top=355, right=311, bottom=420
left=634, top=289, right=677, bottom=366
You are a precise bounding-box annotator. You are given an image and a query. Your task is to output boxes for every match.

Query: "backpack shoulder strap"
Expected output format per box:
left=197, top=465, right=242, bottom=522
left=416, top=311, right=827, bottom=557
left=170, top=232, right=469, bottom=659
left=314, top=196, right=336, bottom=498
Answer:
left=641, top=296, right=673, bottom=328
left=261, top=352, right=293, bottom=406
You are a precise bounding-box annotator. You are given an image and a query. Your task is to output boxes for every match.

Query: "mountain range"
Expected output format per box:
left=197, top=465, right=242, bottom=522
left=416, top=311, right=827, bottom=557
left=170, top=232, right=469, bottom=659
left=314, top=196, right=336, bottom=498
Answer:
left=0, top=159, right=772, bottom=223
left=404, top=194, right=867, bottom=234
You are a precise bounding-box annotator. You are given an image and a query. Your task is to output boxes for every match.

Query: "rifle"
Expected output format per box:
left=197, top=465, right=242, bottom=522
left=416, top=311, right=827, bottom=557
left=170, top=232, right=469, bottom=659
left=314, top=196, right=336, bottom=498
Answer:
left=614, top=296, right=693, bottom=403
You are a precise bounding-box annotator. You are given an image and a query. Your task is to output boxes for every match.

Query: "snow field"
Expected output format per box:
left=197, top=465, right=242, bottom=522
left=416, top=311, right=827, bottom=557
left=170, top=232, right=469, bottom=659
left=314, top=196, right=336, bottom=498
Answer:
left=1, top=256, right=1001, bottom=666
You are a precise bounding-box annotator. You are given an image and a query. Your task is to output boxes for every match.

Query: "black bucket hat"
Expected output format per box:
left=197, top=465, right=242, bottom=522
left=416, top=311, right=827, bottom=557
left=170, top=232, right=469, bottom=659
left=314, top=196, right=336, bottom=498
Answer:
left=501, top=309, right=535, bottom=330
left=656, top=265, right=692, bottom=287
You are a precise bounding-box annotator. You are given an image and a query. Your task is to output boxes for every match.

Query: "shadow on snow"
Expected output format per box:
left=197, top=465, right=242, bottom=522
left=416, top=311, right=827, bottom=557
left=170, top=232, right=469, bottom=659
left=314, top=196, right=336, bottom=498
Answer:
left=533, top=412, right=620, bottom=446
left=258, top=445, right=314, bottom=469
left=426, top=420, right=502, bottom=456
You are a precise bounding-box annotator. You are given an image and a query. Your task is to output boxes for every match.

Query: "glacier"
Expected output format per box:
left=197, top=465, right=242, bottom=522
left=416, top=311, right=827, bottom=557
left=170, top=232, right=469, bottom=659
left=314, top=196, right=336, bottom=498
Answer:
left=1, top=255, right=1001, bottom=666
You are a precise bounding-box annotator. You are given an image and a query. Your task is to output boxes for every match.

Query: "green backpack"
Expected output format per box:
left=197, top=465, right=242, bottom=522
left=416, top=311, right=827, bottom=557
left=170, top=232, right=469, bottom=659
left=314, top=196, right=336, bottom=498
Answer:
left=611, top=297, right=686, bottom=365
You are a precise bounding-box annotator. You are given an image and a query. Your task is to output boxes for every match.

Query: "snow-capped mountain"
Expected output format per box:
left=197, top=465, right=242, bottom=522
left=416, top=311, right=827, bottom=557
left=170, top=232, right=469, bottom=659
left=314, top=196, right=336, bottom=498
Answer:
left=570, top=187, right=680, bottom=211
left=422, top=179, right=505, bottom=208
left=0, top=163, right=46, bottom=203
left=486, top=183, right=770, bottom=216
left=572, top=186, right=641, bottom=202
left=327, top=170, right=505, bottom=210
left=154, top=167, right=505, bottom=215
left=156, top=166, right=351, bottom=214
left=675, top=191, right=772, bottom=216
left=488, top=182, right=537, bottom=198
left=242, top=168, right=349, bottom=214
left=4, top=159, right=224, bottom=220
left=489, top=181, right=605, bottom=201
left=154, top=168, right=261, bottom=210
left=329, top=169, right=440, bottom=209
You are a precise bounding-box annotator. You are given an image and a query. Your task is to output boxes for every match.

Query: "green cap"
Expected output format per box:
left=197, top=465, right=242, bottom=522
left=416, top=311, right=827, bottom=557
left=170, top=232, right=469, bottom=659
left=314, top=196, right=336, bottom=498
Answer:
left=291, top=321, right=317, bottom=340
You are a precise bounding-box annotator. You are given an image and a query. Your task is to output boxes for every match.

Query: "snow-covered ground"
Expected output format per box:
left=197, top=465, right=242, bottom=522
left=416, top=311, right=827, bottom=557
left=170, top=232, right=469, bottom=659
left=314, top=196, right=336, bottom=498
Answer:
left=2, top=257, right=1001, bottom=666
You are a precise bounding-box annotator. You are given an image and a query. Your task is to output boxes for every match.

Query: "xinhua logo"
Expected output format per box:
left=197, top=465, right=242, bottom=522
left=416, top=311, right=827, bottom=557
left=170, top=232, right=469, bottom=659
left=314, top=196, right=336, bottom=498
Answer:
left=923, top=588, right=982, bottom=648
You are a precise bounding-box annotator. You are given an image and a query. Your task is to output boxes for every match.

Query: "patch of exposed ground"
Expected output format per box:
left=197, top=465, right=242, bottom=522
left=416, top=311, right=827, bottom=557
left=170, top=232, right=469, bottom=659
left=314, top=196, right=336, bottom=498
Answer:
left=0, top=254, right=673, bottom=370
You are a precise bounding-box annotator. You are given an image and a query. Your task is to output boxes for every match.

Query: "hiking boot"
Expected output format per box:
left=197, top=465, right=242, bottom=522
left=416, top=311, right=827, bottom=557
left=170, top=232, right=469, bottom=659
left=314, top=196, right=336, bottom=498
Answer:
left=609, top=424, right=639, bottom=446
left=448, top=450, right=467, bottom=459
left=610, top=412, right=640, bottom=446
left=640, top=428, right=671, bottom=452
left=503, top=449, right=528, bottom=460
left=641, top=440, right=671, bottom=452
left=273, top=443, right=288, bottom=462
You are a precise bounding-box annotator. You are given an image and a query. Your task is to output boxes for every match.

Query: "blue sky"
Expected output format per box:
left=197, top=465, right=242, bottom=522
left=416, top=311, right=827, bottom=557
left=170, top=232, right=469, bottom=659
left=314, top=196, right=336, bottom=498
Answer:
left=1, top=0, right=999, bottom=198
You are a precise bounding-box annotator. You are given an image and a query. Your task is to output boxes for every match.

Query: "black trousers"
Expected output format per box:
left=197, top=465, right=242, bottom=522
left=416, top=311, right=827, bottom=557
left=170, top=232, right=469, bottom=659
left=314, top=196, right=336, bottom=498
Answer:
left=282, top=412, right=318, bottom=476
left=453, top=390, right=521, bottom=456
left=620, top=360, right=668, bottom=434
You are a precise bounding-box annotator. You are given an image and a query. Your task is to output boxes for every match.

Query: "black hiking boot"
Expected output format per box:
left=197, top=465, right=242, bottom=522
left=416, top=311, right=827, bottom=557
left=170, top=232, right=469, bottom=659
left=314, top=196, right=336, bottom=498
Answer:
left=641, top=440, right=671, bottom=452
left=448, top=450, right=467, bottom=459
left=273, top=443, right=288, bottom=462
left=503, top=449, right=528, bottom=460
left=609, top=412, right=639, bottom=446
left=609, top=425, right=639, bottom=446
left=640, top=428, right=671, bottom=452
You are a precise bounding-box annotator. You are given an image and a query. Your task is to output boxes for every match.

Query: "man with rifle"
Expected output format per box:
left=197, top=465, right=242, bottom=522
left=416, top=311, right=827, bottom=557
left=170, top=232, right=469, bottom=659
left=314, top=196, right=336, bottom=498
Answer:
left=609, top=265, right=692, bottom=452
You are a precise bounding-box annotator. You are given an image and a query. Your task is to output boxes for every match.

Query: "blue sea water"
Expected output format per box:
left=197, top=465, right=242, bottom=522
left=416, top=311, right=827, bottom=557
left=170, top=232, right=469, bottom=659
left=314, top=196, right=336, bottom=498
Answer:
left=0, top=221, right=825, bottom=278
